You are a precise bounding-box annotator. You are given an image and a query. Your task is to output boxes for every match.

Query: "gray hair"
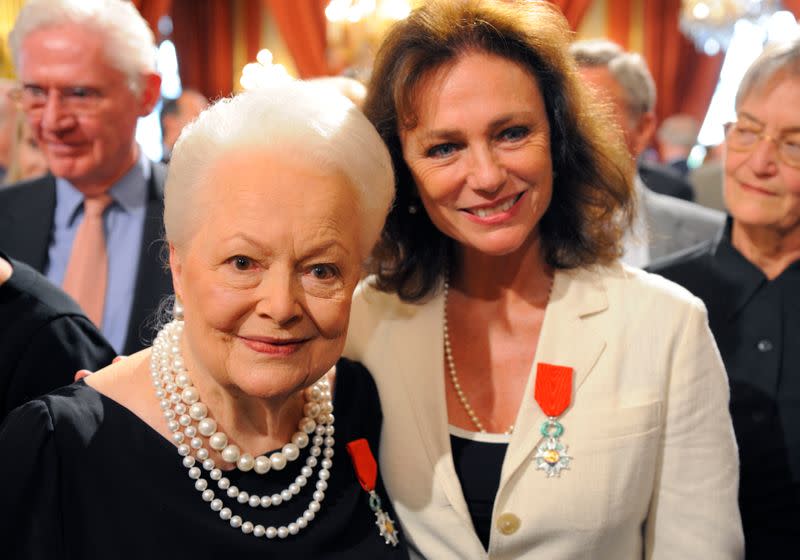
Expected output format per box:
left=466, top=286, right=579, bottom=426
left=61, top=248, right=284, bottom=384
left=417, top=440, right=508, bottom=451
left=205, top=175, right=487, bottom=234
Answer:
left=9, top=0, right=156, bottom=95
left=736, top=37, right=800, bottom=110
left=165, top=81, right=395, bottom=257
left=570, top=39, right=656, bottom=118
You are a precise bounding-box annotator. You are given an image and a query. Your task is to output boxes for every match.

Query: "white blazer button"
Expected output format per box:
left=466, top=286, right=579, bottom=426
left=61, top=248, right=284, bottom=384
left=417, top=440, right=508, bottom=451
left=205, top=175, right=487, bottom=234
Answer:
left=496, top=512, right=521, bottom=535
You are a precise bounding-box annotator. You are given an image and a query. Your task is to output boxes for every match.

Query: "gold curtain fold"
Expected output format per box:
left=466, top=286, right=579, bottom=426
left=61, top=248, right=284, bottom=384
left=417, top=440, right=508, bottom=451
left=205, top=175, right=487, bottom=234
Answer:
left=0, top=0, right=26, bottom=78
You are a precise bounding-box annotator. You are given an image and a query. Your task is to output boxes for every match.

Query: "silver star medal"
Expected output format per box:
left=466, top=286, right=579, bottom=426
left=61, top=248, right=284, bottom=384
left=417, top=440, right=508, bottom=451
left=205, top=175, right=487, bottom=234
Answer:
left=369, top=490, right=400, bottom=547
left=534, top=418, right=572, bottom=477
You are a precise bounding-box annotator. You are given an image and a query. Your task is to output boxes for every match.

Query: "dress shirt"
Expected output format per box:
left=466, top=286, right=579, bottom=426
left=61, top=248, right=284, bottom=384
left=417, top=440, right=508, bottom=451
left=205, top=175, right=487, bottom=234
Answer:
left=651, top=219, right=800, bottom=558
left=620, top=177, right=651, bottom=268
left=46, top=153, right=149, bottom=353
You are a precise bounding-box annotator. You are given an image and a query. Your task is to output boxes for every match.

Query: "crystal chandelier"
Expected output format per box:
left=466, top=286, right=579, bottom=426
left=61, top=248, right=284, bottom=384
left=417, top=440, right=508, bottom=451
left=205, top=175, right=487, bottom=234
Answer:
left=679, top=0, right=783, bottom=54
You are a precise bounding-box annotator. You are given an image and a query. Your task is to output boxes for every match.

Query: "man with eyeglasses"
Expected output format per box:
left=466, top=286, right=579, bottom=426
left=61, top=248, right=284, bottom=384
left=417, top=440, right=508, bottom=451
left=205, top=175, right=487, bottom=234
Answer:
left=652, top=39, right=800, bottom=557
left=0, top=0, right=172, bottom=358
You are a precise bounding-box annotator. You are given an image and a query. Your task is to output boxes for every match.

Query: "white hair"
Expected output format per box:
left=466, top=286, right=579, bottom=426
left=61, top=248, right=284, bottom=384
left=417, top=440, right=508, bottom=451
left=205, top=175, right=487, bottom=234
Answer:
left=570, top=39, right=656, bottom=118
left=165, top=81, right=395, bottom=257
left=9, top=0, right=156, bottom=94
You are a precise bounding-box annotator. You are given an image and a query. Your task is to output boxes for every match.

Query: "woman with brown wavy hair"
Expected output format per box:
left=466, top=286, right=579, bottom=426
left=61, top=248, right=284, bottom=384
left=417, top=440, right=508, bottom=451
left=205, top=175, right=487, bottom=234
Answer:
left=344, top=0, right=743, bottom=557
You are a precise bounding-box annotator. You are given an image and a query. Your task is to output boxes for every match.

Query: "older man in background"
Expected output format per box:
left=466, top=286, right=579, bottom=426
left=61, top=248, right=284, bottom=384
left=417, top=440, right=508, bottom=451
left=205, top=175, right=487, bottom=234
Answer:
left=571, top=39, right=724, bottom=267
left=0, top=0, right=172, bottom=355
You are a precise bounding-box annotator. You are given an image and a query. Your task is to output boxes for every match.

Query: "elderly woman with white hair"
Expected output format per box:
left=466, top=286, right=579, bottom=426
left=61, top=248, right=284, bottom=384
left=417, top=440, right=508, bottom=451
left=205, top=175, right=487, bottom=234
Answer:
left=0, top=82, right=408, bottom=559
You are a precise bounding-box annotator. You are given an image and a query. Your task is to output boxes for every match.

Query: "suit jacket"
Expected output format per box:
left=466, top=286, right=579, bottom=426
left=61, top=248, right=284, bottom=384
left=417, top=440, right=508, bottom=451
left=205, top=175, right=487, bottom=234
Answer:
left=0, top=163, right=173, bottom=355
left=0, top=254, right=116, bottom=423
left=640, top=177, right=725, bottom=262
left=345, top=264, right=743, bottom=559
left=638, top=159, right=695, bottom=201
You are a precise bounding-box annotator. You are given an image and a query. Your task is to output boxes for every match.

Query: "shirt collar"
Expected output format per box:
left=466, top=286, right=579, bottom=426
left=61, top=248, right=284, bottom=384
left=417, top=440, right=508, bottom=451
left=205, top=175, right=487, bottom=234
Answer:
left=711, top=217, right=771, bottom=317
left=55, top=150, right=151, bottom=227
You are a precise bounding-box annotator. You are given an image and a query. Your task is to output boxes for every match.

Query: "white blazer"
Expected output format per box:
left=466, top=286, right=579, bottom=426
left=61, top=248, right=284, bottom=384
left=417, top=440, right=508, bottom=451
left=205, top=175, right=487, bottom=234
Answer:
left=344, top=263, right=743, bottom=559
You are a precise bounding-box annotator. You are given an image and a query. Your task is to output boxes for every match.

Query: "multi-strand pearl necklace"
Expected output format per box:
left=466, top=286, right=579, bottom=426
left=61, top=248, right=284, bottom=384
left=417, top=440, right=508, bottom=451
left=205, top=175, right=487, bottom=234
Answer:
left=443, top=275, right=553, bottom=435
left=151, top=319, right=336, bottom=540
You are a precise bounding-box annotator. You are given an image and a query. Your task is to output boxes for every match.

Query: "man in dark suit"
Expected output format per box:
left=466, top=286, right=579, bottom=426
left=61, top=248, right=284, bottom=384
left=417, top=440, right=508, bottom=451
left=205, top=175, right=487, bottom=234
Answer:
left=0, top=0, right=172, bottom=355
left=638, top=158, right=695, bottom=201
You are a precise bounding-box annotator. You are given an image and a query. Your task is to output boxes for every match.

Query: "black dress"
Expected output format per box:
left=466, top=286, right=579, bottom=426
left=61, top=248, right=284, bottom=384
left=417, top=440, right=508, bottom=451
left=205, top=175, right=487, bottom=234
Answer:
left=0, top=252, right=116, bottom=423
left=0, top=358, right=407, bottom=559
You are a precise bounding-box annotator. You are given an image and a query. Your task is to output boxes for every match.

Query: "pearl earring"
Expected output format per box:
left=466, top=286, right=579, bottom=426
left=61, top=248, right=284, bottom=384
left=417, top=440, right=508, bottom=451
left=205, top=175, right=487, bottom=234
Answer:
left=174, top=297, right=184, bottom=321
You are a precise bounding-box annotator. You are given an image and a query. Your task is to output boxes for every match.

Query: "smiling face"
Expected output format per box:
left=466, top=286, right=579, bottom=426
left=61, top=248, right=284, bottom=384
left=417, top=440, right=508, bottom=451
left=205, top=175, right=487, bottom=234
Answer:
left=17, top=24, right=159, bottom=194
left=725, top=76, right=800, bottom=236
left=170, top=149, right=364, bottom=399
left=399, top=51, right=553, bottom=258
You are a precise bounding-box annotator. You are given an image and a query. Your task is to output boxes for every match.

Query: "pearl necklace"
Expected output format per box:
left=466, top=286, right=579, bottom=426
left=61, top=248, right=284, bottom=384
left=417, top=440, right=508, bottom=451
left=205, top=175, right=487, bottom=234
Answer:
left=151, top=319, right=335, bottom=540
left=443, top=276, right=553, bottom=435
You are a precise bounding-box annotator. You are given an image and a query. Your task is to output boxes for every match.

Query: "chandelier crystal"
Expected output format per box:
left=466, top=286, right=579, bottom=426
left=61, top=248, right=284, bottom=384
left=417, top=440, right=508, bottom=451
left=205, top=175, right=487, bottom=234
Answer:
left=680, top=0, right=783, bottom=54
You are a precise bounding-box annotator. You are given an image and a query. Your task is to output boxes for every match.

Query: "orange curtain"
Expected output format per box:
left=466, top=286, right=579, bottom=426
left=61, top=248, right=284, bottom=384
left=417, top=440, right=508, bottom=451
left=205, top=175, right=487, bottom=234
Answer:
left=548, top=0, right=594, bottom=31
left=606, top=0, right=631, bottom=49
left=784, top=0, right=800, bottom=17
left=643, top=0, right=723, bottom=124
left=263, top=0, right=329, bottom=78
left=132, top=0, right=173, bottom=41
left=171, top=0, right=234, bottom=100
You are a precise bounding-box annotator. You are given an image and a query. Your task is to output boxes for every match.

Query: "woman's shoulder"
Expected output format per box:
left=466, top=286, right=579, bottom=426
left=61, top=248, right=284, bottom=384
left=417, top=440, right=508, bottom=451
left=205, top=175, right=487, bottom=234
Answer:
left=573, top=261, right=706, bottom=311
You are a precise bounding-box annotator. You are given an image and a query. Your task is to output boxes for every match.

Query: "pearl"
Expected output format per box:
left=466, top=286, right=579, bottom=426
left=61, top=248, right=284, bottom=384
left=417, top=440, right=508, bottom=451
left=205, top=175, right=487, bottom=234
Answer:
left=196, top=448, right=209, bottom=460
left=230, top=515, right=242, bottom=529
left=202, top=459, right=215, bottom=471
left=209, top=432, right=228, bottom=451
left=266, top=527, right=278, bottom=539
left=221, top=444, right=241, bottom=463
left=202, top=489, right=214, bottom=502
left=177, top=444, right=190, bottom=456
left=237, top=453, right=255, bottom=472
left=296, top=476, right=307, bottom=487
left=301, top=466, right=312, bottom=478
left=194, top=479, right=208, bottom=491
left=281, top=489, right=292, bottom=501
left=292, top=432, right=309, bottom=448
left=182, top=456, right=195, bottom=468
left=313, top=490, right=325, bottom=502
left=306, top=456, right=317, bottom=468
left=209, top=469, right=222, bottom=480
left=254, top=456, right=271, bottom=474
left=253, top=525, right=266, bottom=537
left=184, top=426, right=197, bottom=438
left=189, top=402, right=208, bottom=420
left=271, top=493, right=283, bottom=506
left=325, top=425, right=334, bottom=436
left=190, top=437, right=202, bottom=449
left=299, top=418, right=316, bottom=434
left=181, top=387, right=199, bottom=404
left=297, top=517, right=308, bottom=529
left=282, top=443, right=300, bottom=461
left=241, top=521, right=254, bottom=534
left=220, top=508, right=232, bottom=521
left=316, top=480, right=327, bottom=492
left=172, top=432, right=185, bottom=444
left=248, top=495, right=260, bottom=508
left=303, top=510, right=315, bottom=521
left=323, top=447, right=334, bottom=458
left=197, top=418, right=216, bottom=437
left=277, top=526, right=289, bottom=539
left=308, top=501, right=320, bottom=513
left=188, top=467, right=201, bottom=479
left=288, top=523, right=299, bottom=535
left=270, top=452, right=287, bottom=471
left=227, top=486, right=239, bottom=498
left=174, top=403, right=186, bottom=415
left=319, top=469, right=330, bottom=481
left=289, top=483, right=301, bottom=495
left=237, top=491, right=249, bottom=504
left=321, top=458, right=332, bottom=470
left=218, top=477, right=230, bottom=490
left=210, top=499, right=223, bottom=511
left=260, top=495, right=272, bottom=508
left=304, top=402, right=320, bottom=417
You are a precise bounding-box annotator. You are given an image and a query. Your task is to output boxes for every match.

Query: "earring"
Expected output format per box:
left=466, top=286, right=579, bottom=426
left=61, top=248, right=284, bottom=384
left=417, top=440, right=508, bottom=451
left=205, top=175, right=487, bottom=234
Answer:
left=408, top=203, right=418, bottom=215
left=174, top=297, right=184, bottom=321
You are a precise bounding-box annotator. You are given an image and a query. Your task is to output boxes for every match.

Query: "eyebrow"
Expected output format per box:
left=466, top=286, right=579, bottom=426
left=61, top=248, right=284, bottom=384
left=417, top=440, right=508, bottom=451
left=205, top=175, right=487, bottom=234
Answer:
left=415, top=112, right=535, bottom=143
left=738, top=112, right=800, bottom=134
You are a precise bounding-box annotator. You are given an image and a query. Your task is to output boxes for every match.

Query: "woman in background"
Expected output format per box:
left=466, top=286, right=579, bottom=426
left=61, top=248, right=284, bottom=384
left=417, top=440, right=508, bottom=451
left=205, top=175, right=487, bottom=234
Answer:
left=344, top=1, right=743, bottom=558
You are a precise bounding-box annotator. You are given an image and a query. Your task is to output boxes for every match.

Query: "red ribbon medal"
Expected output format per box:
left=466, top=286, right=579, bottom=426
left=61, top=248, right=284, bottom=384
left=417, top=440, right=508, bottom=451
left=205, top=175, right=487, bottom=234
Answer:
left=346, top=439, right=400, bottom=547
left=533, top=363, right=574, bottom=478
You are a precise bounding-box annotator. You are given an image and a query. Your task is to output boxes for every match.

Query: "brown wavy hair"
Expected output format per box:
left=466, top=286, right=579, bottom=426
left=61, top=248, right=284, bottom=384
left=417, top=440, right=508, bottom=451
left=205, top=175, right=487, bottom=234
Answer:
left=364, top=0, right=634, bottom=301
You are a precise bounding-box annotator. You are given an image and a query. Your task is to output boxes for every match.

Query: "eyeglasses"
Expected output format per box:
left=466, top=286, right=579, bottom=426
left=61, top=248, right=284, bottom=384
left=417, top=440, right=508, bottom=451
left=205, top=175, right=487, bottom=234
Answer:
left=9, top=85, right=105, bottom=116
left=724, top=120, right=800, bottom=169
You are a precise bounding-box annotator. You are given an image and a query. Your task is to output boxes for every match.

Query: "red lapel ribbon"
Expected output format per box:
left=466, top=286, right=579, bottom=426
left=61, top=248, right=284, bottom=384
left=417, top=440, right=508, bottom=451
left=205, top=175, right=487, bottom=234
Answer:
left=346, top=438, right=377, bottom=493
left=534, top=363, right=573, bottom=417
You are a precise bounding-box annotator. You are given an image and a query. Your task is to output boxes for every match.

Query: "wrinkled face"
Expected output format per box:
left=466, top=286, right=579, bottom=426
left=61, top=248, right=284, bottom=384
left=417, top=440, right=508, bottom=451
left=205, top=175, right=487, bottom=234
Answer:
left=725, top=76, right=800, bottom=236
left=17, top=24, right=158, bottom=193
left=400, top=51, right=553, bottom=258
left=170, top=149, right=363, bottom=399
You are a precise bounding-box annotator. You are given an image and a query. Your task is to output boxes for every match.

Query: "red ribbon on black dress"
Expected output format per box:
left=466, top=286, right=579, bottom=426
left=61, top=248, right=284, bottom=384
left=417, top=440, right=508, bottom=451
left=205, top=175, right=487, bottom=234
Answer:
left=346, top=439, right=400, bottom=547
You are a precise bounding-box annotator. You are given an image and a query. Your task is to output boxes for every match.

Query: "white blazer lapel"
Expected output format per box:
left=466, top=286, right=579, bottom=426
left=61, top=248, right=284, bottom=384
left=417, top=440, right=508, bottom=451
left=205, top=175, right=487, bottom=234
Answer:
left=394, top=289, right=473, bottom=523
left=500, top=267, right=609, bottom=486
